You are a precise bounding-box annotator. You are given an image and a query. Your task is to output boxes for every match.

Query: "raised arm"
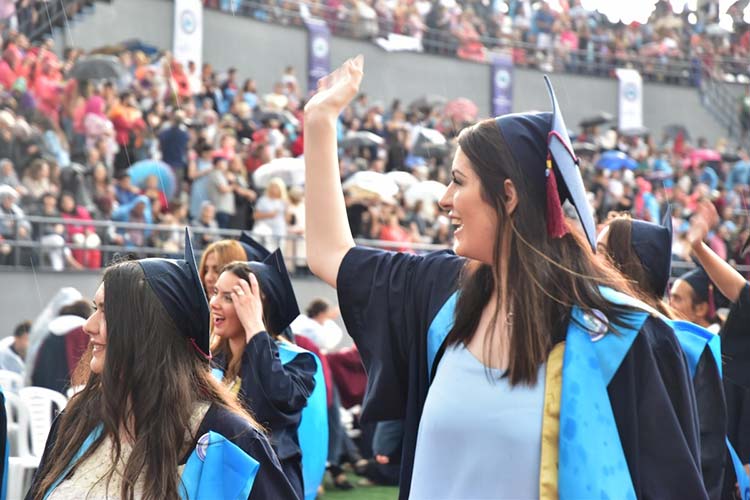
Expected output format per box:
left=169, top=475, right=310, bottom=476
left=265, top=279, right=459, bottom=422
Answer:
left=304, top=56, right=363, bottom=287
left=689, top=201, right=747, bottom=303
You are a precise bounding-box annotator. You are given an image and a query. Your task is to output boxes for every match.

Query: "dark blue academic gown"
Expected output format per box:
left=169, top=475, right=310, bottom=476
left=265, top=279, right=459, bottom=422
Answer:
left=213, top=331, right=316, bottom=499
left=337, top=246, right=706, bottom=500
left=719, top=283, right=750, bottom=499
left=26, top=403, right=298, bottom=499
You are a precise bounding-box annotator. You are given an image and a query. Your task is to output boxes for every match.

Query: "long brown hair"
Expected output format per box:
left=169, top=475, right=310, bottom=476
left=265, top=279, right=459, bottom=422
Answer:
left=210, top=261, right=275, bottom=383
left=447, top=120, right=639, bottom=386
left=30, top=261, right=260, bottom=500
left=602, top=214, right=674, bottom=318
left=198, top=240, right=247, bottom=295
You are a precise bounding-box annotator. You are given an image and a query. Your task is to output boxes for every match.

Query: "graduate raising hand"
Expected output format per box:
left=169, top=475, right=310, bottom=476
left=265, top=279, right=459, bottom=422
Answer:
left=304, top=56, right=363, bottom=287
left=305, top=58, right=707, bottom=500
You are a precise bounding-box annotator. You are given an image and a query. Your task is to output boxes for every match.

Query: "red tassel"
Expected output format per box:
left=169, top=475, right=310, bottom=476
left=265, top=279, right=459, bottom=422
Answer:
left=708, top=283, right=716, bottom=320
left=545, top=154, right=568, bottom=239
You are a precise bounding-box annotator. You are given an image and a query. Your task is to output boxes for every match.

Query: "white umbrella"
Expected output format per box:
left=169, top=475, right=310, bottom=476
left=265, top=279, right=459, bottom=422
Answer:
left=0, top=184, right=19, bottom=200
left=342, top=171, right=399, bottom=202
left=386, top=170, right=419, bottom=190
left=341, top=131, right=385, bottom=148
left=404, top=180, right=448, bottom=207
left=253, top=157, right=305, bottom=188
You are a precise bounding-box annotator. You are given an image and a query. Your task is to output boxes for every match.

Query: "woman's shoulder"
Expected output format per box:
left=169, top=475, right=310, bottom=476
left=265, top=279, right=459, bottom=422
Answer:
left=342, top=245, right=464, bottom=272
left=203, top=404, right=267, bottom=446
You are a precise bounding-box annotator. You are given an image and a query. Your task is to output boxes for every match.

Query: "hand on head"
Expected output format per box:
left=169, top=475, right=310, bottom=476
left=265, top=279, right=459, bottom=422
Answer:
left=304, top=55, right=364, bottom=119
left=230, top=273, right=266, bottom=342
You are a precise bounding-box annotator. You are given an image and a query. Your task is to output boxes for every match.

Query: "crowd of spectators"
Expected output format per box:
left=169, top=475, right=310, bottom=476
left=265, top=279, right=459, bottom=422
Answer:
left=0, top=16, right=745, bottom=275
left=207, top=0, right=750, bottom=85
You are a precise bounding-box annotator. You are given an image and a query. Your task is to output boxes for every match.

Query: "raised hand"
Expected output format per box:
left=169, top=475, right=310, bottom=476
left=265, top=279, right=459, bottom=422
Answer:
left=304, top=55, right=364, bottom=120
left=230, top=274, right=266, bottom=343
left=688, top=200, right=719, bottom=249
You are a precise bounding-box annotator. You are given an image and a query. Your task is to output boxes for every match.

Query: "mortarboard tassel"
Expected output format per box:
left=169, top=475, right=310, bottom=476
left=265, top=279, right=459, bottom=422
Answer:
left=545, top=152, right=568, bottom=239
left=708, top=283, right=716, bottom=320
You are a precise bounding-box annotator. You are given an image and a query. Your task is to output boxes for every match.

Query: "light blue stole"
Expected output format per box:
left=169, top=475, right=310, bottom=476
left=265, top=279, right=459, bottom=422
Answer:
left=43, top=425, right=260, bottom=500
left=667, top=319, right=750, bottom=498
left=277, top=342, right=329, bottom=500
left=425, top=287, right=649, bottom=499
left=212, top=341, right=328, bottom=500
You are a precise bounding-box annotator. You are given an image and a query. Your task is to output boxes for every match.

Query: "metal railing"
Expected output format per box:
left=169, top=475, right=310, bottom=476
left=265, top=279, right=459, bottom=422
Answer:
left=698, top=61, right=750, bottom=151
left=0, top=214, right=450, bottom=273
left=2, top=214, right=748, bottom=274
left=205, top=0, right=742, bottom=86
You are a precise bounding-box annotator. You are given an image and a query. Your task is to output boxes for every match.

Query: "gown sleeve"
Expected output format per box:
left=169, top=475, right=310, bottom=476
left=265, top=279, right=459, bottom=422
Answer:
left=721, top=282, right=750, bottom=389
left=608, top=316, right=707, bottom=500
left=240, top=332, right=316, bottom=416
left=336, top=247, right=464, bottom=422
left=693, top=349, right=728, bottom=500
left=194, top=405, right=299, bottom=500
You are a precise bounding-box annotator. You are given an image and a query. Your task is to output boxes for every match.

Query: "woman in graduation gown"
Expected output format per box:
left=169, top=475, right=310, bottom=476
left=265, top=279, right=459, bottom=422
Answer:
left=688, top=201, right=750, bottom=499
left=26, top=229, right=298, bottom=500
left=303, top=57, right=706, bottom=499
left=208, top=249, right=317, bottom=499
left=598, top=211, right=727, bottom=500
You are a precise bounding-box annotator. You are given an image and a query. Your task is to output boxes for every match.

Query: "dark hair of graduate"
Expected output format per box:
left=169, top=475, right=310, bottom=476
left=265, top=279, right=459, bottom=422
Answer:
left=447, top=119, right=640, bottom=386
left=209, top=261, right=274, bottom=383
left=30, top=261, right=260, bottom=500
left=601, top=214, right=673, bottom=318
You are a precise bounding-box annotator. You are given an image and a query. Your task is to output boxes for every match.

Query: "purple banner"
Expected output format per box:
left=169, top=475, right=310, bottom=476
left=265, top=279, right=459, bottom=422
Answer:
left=306, top=19, right=331, bottom=95
left=490, top=52, right=513, bottom=117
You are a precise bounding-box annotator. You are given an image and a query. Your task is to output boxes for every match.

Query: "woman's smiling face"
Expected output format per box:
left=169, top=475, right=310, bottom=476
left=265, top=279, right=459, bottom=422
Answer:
left=439, top=147, right=499, bottom=264
left=83, top=284, right=107, bottom=374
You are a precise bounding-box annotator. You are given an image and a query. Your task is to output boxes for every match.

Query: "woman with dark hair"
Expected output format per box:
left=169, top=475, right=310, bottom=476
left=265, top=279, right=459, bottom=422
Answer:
left=208, top=252, right=318, bottom=500
left=26, top=230, right=298, bottom=500
left=302, top=57, right=706, bottom=499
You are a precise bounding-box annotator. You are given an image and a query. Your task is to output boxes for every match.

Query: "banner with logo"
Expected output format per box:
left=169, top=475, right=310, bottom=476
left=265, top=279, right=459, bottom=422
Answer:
left=490, top=52, right=513, bottom=117
left=173, top=0, right=203, bottom=71
left=305, top=19, right=331, bottom=95
left=615, top=68, right=643, bottom=132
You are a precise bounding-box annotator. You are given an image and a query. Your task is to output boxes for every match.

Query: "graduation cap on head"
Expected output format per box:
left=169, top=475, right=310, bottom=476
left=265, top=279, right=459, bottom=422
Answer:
left=248, top=248, right=300, bottom=336
left=678, top=266, right=729, bottom=319
left=138, top=228, right=211, bottom=360
left=631, top=205, right=673, bottom=297
left=239, top=231, right=271, bottom=262
left=494, top=76, right=597, bottom=252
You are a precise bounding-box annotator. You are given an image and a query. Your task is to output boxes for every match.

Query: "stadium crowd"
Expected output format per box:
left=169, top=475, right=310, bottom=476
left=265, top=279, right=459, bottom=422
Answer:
left=206, top=0, right=750, bottom=83
left=0, top=10, right=745, bottom=274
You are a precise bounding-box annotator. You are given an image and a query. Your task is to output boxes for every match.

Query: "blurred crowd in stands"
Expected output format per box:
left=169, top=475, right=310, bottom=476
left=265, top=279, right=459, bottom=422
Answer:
left=0, top=1, right=745, bottom=276
left=206, top=0, right=750, bottom=84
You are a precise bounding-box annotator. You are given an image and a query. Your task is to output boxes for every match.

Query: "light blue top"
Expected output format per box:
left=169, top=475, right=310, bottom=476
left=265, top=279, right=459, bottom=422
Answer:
left=410, top=344, right=545, bottom=500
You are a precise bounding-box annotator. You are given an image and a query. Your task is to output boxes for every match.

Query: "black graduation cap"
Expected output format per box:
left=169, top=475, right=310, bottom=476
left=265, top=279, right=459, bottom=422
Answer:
left=631, top=206, right=673, bottom=297
left=494, top=76, right=597, bottom=252
left=248, top=248, right=300, bottom=336
left=678, top=266, right=729, bottom=318
left=239, top=231, right=271, bottom=262
left=138, top=228, right=211, bottom=359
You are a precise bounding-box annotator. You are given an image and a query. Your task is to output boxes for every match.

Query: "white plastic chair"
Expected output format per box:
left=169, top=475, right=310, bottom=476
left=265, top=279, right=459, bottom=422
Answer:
left=4, top=392, right=39, bottom=500
left=18, top=386, right=67, bottom=458
left=0, top=369, right=24, bottom=393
